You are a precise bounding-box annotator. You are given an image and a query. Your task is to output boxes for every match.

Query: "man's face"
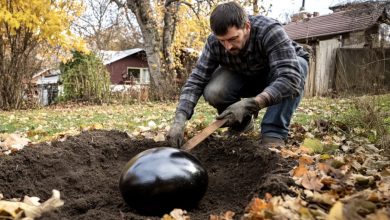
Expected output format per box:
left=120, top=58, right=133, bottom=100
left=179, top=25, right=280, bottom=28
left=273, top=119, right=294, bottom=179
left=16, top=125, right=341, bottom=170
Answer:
left=216, top=21, right=251, bottom=55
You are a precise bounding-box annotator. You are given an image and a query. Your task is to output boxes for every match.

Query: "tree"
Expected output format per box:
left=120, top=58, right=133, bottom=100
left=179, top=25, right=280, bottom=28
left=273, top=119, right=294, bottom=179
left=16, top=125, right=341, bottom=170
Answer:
left=74, top=0, right=143, bottom=51
left=110, top=0, right=275, bottom=100
left=60, top=51, right=111, bottom=103
left=0, top=0, right=86, bottom=110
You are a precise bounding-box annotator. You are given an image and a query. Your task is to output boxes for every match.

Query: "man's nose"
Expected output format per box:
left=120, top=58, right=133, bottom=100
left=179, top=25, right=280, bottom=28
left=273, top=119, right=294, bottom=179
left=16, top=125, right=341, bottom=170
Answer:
left=223, top=41, right=233, bottom=50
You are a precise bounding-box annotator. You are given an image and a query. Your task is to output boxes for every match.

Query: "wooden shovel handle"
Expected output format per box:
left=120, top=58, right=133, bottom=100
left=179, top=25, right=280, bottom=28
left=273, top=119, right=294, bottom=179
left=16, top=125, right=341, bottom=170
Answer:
left=181, top=118, right=227, bottom=152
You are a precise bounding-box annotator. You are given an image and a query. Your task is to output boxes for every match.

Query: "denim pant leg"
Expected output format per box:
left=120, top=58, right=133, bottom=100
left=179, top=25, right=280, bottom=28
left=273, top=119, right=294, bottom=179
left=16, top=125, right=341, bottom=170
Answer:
left=261, top=57, right=309, bottom=139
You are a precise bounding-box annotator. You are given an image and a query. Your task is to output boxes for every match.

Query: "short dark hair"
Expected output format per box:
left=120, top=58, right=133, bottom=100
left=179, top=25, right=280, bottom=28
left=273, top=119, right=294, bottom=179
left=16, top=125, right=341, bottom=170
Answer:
left=210, top=1, right=248, bottom=36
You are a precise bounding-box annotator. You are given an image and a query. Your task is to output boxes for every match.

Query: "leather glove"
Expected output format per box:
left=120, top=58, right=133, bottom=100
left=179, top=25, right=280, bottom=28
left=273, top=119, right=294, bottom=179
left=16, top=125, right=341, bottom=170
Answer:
left=216, top=97, right=265, bottom=127
left=167, top=112, right=187, bottom=148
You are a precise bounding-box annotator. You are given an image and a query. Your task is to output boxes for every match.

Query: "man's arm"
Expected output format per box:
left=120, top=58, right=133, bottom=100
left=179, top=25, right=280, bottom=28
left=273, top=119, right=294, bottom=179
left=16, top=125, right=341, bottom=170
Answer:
left=258, top=22, right=303, bottom=106
left=176, top=36, right=219, bottom=119
left=167, top=37, right=219, bottom=148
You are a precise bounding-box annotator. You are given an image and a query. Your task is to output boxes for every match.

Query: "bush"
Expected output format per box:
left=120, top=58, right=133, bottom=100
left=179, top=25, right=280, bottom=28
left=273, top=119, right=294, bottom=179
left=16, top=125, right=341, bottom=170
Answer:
left=60, top=51, right=111, bottom=103
left=340, top=95, right=389, bottom=149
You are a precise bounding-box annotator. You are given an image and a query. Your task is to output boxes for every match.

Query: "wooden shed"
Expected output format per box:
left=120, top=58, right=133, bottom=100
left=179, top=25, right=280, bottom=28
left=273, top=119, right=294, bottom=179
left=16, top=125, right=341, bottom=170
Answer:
left=100, top=48, right=150, bottom=86
left=284, top=1, right=390, bottom=96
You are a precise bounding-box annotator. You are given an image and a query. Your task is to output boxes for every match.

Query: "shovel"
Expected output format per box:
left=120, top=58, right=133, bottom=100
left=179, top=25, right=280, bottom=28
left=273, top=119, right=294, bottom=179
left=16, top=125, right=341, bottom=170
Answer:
left=181, top=118, right=227, bottom=151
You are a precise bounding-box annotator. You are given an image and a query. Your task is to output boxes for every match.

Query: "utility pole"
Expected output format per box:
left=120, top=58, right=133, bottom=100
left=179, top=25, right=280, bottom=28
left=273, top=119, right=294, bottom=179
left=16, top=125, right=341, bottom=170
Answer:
left=300, top=0, right=306, bottom=11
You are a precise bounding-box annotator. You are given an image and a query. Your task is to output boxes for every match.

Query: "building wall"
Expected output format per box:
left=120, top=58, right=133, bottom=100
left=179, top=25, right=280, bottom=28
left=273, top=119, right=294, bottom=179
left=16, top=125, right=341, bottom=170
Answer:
left=342, top=31, right=366, bottom=48
left=105, top=53, right=148, bottom=84
left=298, top=24, right=390, bottom=96
left=335, top=48, right=390, bottom=94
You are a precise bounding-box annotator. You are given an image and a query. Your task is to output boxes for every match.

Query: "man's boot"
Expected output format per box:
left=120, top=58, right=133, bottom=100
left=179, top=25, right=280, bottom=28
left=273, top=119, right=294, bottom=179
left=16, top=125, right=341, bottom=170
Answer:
left=259, top=136, right=285, bottom=148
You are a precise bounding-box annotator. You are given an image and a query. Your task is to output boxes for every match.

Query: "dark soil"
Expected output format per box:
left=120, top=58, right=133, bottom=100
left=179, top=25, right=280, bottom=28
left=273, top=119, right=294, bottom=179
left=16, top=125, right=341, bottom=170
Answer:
left=0, top=130, right=296, bottom=220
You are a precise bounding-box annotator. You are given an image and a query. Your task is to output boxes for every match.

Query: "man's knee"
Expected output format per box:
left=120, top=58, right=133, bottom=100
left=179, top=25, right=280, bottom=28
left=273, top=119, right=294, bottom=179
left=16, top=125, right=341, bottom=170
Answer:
left=203, top=83, right=225, bottom=107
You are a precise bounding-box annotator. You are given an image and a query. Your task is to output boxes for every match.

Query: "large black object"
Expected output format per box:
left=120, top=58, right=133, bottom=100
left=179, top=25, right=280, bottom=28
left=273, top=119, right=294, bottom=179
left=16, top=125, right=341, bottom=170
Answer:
left=119, top=147, right=208, bottom=215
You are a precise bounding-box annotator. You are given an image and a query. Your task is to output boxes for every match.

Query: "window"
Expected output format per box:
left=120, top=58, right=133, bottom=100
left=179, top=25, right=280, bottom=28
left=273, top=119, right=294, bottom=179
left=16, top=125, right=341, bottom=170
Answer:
left=127, top=68, right=140, bottom=83
left=127, top=67, right=150, bottom=84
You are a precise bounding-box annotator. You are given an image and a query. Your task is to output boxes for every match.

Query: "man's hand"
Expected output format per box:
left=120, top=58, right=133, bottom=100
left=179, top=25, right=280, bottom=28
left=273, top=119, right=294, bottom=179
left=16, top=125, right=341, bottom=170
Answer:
left=167, top=112, right=187, bottom=148
left=216, top=97, right=264, bottom=127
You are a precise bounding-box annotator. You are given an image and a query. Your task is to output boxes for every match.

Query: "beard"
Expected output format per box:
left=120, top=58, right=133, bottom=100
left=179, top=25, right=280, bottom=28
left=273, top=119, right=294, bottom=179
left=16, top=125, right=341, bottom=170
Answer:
left=227, top=48, right=240, bottom=55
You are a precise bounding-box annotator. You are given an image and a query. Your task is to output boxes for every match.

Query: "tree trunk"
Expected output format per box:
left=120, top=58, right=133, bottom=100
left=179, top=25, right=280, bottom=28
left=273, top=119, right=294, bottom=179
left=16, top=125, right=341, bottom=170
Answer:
left=114, top=0, right=179, bottom=100
left=0, top=25, right=36, bottom=110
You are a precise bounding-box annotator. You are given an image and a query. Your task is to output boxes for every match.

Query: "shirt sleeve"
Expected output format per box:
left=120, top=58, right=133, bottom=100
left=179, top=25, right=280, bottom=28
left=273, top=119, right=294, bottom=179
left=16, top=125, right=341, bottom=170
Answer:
left=176, top=37, right=219, bottom=119
left=260, top=23, right=303, bottom=105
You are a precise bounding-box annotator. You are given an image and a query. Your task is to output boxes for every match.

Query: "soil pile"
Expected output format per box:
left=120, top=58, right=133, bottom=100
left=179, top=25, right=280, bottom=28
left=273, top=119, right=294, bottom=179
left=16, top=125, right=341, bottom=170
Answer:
left=0, top=130, right=295, bottom=219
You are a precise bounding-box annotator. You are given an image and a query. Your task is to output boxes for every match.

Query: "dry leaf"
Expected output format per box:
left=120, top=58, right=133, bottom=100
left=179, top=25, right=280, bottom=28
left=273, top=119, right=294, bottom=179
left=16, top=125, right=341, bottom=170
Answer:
left=299, top=154, right=315, bottom=165
left=0, top=190, right=64, bottom=219
left=162, top=209, right=189, bottom=220
left=320, top=176, right=337, bottom=187
left=327, top=201, right=345, bottom=220
left=366, top=208, right=390, bottom=220
left=248, top=197, right=270, bottom=212
left=305, top=190, right=338, bottom=205
left=317, top=163, right=331, bottom=174
left=153, top=133, right=165, bottom=142
left=0, top=133, right=30, bottom=152
left=280, top=148, right=298, bottom=158
left=292, top=162, right=309, bottom=177
left=301, top=171, right=323, bottom=191
left=210, top=211, right=235, bottom=220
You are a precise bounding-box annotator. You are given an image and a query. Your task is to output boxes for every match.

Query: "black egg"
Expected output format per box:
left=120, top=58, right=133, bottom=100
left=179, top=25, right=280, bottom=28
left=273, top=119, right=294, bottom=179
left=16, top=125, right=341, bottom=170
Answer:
left=119, top=147, right=208, bottom=215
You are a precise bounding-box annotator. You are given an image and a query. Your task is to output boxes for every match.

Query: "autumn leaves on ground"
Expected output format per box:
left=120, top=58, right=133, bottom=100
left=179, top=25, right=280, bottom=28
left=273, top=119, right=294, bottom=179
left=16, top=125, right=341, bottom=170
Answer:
left=0, top=95, right=389, bottom=219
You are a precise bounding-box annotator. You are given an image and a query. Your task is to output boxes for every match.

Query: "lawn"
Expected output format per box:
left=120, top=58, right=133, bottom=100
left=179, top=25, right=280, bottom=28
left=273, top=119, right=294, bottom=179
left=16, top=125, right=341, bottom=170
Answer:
left=0, top=94, right=389, bottom=219
left=1, top=95, right=389, bottom=147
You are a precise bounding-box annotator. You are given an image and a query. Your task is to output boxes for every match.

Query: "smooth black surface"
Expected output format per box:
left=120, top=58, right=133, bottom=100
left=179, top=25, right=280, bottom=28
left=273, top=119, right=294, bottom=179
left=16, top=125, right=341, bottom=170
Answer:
left=119, top=147, right=208, bottom=215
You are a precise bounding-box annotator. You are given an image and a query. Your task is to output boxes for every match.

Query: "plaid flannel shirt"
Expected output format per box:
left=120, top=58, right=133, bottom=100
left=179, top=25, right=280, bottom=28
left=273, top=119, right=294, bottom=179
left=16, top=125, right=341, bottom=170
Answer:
left=177, top=15, right=309, bottom=119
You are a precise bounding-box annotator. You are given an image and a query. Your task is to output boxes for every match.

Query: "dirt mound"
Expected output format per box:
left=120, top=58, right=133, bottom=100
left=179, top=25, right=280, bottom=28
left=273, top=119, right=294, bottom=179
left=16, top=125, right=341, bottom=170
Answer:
left=0, top=130, right=295, bottom=219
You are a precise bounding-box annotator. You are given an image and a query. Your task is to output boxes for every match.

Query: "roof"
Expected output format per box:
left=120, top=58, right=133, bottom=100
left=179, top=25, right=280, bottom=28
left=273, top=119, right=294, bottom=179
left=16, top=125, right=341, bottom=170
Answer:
left=284, top=3, right=388, bottom=41
left=36, top=74, right=60, bottom=85
left=32, top=68, right=61, bottom=85
left=98, top=48, right=144, bottom=65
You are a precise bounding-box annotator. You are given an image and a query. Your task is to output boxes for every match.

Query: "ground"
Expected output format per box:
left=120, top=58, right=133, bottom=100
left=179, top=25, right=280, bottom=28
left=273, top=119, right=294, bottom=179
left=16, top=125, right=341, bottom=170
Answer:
left=0, top=130, right=295, bottom=220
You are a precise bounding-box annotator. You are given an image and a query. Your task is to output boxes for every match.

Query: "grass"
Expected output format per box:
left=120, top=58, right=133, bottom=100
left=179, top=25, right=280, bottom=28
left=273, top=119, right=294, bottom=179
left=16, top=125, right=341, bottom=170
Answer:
left=1, top=94, right=389, bottom=147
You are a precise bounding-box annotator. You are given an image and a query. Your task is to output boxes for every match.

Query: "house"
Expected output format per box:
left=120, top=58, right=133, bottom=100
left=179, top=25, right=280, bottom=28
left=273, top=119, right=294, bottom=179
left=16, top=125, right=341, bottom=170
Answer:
left=32, top=48, right=150, bottom=105
left=284, top=1, right=390, bottom=96
left=31, top=68, right=61, bottom=105
left=98, top=48, right=150, bottom=92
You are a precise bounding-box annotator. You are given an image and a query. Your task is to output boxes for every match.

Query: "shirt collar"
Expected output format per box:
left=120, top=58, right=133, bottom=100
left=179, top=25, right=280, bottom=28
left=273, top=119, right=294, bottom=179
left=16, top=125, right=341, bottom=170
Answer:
left=240, top=19, right=256, bottom=57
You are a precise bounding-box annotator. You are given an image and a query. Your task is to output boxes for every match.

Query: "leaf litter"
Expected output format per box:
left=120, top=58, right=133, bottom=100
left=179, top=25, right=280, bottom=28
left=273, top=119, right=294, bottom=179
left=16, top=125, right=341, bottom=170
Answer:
left=0, top=96, right=389, bottom=219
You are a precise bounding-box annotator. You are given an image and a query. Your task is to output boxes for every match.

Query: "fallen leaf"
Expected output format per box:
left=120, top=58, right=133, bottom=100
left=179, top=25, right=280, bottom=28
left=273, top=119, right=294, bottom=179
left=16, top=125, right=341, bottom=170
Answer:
left=299, top=154, right=315, bottom=165
left=0, top=133, right=30, bottom=152
left=0, top=190, right=64, bottom=219
left=320, top=176, right=337, bottom=187
left=327, top=201, right=345, bottom=220
left=209, top=211, right=235, bottom=220
left=317, top=162, right=331, bottom=174
left=153, top=133, right=165, bottom=142
left=366, top=208, right=390, bottom=220
left=301, top=171, right=324, bottom=191
left=305, top=190, right=338, bottom=205
left=292, top=162, right=309, bottom=177
left=169, top=208, right=190, bottom=220
left=280, top=148, right=299, bottom=158
left=244, top=197, right=272, bottom=219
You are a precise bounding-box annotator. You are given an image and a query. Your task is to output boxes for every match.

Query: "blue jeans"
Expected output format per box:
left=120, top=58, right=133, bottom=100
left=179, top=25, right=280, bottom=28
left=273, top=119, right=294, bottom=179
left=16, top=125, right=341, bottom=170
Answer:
left=203, top=57, right=308, bottom=139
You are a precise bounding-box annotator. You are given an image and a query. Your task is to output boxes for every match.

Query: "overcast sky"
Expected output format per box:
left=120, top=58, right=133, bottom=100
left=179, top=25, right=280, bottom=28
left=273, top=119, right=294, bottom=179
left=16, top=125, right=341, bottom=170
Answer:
left=265, top=0, right=348, bottom=21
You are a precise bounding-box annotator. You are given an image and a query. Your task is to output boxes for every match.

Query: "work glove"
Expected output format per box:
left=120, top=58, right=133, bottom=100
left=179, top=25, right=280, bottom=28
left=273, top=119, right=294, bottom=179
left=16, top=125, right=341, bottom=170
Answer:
left=216, top=97, right=265, bottom=127
left=167, top=112, right=187, bottom=148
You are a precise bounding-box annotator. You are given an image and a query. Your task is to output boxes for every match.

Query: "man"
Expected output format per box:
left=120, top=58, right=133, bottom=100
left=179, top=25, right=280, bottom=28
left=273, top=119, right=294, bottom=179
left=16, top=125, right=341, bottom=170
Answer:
left=167, top=1, right=309, bottom=148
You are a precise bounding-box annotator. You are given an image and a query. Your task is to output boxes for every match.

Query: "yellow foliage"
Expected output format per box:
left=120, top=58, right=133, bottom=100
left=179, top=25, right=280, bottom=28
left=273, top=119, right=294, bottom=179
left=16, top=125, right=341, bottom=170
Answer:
left=0, top=0, right=88, bottom=56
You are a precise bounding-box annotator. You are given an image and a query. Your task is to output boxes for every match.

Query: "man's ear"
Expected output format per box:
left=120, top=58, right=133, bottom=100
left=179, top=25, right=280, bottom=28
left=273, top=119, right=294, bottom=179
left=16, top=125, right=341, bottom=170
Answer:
left=245, top=20, right=251, bottom=31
